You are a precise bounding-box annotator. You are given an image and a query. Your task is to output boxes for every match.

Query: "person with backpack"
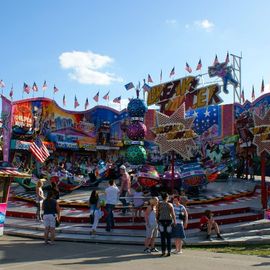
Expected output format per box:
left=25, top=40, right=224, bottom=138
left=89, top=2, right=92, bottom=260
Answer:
left=157, top=193, right=176, bottom=257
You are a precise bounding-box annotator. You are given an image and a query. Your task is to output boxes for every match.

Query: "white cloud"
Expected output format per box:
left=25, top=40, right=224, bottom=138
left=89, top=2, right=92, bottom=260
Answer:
left=59, top=51, right=123, bottom=85
left=108, top=98, right=129, bottom=110
left=165, top=19, right=178, bottom=27
left=194, top=19, right=214, bottom=32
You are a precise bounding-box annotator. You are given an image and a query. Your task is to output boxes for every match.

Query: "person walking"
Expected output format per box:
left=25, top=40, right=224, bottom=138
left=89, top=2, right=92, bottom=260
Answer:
left=157, top=193, right=176, bottom=257
left=144, top=197, right=159, bottom=253
left=172, top=196, right=188, bottom=254
left=35, top=179, right=45, bottom=221
left=43, top=190, right=61, bottom=244
left=119, top=165, right=131, bottom=215
left=105, top=179, right=119, bottom=232
left=88, top=189, right=103, bottom=235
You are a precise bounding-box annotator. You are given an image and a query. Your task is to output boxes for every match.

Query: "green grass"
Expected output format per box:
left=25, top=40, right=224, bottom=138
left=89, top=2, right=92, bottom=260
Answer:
left=188, top=244, right=270, bottom=256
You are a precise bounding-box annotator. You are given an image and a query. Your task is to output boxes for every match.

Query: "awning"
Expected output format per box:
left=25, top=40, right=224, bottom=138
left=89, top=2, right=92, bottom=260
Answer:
left=0, top=169, right=31, bottom=178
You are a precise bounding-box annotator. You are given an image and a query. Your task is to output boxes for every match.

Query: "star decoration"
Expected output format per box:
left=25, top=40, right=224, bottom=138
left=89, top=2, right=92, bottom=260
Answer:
left=204, top=109, right=210, bottom=117
left=252, top=109, right=270, bottom=156
left=152, top=104, right=196, bottom=159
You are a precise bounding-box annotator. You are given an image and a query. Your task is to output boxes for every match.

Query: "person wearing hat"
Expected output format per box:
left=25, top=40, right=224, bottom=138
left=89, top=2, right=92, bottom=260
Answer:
left=119, top=165, right=131, bottom=215
left=36, top=179, right=46, bottom=221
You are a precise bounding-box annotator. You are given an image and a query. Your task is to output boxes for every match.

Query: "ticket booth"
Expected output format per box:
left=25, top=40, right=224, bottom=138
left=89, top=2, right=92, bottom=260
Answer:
left=0, top=161, right=30, bottom=236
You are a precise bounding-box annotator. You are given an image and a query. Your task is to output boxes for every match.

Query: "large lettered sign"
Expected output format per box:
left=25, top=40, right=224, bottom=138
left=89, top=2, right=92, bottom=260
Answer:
left=147, top=76, right=222, bottom=115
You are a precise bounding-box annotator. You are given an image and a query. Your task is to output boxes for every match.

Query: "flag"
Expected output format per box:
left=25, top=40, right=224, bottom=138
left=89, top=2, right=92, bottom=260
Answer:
left=213, top=55, right=219, bottom=65
left=169, top=67, right=175, bottom=77
left=261, top=79, right=264, bottom=93
left=74, top=96, right=79, bottom=108
left=93, top=91, right=99, bottom=102
left=42, top=80, right=47, bottom=91
left=23, top=83, right=31, bottom=94
left=9, top=85, right=13, bottom=98
left=241, top=89, right=245, bottom=103
left=32, top=82, right=38, bottom=92
left=29, top=136, right=50, bottom=163
left=136, top=81, right=141, bottom=90
left=0, top=80, right=5, bottom=88
left=185, top=62, right=192, bottom=73
left=196, top=59, right=202, bottom=71
left=85, top=98, right=89, bottom=110
left=113, top=96, right=121, bottom=103
left=53, top=85, right=59, bottom=93
left=160, top=69, right=163, bottom=83
left=252, top=85, right=255, bottom=101
left=147, top=74, right=153, bottom=83
left=225, top=52, right=229, bottom=64
left=103, top=91, right=110, bottom=101
left=142, top=83, right=151, bottom=92
left=63, top=94, right=66, bottom=106
left=125, top=82, right=134, bottom=91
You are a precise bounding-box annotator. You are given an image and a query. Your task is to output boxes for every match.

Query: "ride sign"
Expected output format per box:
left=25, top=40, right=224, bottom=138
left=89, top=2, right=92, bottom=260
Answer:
left=147, top=76, right=222, bottom=115
left=152, top=104, right=196, bottom=159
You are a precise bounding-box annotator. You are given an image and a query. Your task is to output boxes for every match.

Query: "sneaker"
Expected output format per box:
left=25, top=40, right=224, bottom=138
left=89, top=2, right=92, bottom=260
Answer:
left=150, top=248, right=159, bottom=252
left=144, top=248, right=151, bottom=253
left=160, top=253, right=166, bottom=257
left=179, top=250, right=183, bottom=254
left=217, top=234, right=224, bottom=240
left=166, top=253, right=171, bottom=257
left=172, top=250, right=179, bottom=254
left=206, top=235, right=212, bottom=241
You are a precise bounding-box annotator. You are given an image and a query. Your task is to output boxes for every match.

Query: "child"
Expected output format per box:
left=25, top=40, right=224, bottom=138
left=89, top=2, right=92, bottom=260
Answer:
left=132, top=186, right=145, bottom=222
left=200, top=210, right=223, bottom=240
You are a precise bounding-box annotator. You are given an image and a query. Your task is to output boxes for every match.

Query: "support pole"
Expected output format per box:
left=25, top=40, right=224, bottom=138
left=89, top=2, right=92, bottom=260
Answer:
left=261, top=151, right=268, bottom=209
left=171, top=151, right=175, bottom=194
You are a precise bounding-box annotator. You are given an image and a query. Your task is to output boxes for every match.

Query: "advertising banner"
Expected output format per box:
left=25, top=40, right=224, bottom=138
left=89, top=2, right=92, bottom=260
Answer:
left=1, top=96, right=13, bottom=161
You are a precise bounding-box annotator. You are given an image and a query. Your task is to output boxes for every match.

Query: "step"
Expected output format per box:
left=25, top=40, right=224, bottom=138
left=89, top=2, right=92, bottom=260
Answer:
left=6, top=206, right=257, bottom=223
left=4, top=225, right=270, bottom=246
left=5, top=217, right=270, bottom=241
left=6, top=208, right=263, bottom=230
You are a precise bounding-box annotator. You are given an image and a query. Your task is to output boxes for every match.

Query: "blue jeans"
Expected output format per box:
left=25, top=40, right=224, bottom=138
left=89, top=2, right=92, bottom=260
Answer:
left=105, top=204, right=115, bottom=231
left=119, top=191, right=128, bottom=214
left=159, top=220, right=172, bottom=254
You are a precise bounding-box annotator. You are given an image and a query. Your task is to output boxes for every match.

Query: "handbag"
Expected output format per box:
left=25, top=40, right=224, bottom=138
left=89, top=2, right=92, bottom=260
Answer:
left=55, top=217, right=60, bottom=228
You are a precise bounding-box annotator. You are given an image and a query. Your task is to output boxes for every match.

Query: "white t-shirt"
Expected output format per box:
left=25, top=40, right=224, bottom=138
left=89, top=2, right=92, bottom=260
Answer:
left=105, top=185, right=119, bottom=205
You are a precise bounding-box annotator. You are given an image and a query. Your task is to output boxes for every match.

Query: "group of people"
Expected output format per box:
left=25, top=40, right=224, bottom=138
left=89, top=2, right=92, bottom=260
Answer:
left=35, top=163, right=223, bottom=250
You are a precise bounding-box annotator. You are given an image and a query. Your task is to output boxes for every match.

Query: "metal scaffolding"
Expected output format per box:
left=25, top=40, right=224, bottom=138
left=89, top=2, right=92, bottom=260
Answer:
left=231, top=53, right=242, bottom=104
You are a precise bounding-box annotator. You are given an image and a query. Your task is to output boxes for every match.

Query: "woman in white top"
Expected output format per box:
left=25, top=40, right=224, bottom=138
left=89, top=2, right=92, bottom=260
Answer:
left=144, top=197, right=159, bottom=253
left=36, top=179, right=45, bottom=221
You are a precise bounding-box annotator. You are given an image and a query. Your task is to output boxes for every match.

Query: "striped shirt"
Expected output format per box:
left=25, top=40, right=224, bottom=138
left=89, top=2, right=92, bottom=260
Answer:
left=173, top=204, right=186, bottom=224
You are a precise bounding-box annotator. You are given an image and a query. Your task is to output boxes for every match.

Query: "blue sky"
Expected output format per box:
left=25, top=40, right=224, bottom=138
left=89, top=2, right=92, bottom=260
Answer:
left=1, top=0, right=270, bottom=111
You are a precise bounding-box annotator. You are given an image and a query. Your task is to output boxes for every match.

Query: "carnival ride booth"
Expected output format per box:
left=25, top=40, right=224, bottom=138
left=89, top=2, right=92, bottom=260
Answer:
left=0, top=161, right=30, bottom=236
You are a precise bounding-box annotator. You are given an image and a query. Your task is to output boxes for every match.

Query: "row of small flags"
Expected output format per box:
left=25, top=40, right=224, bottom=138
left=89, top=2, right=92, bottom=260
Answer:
left=0, top=80, right=58, bottom=99
left=240, top=78, right=266, bottom=103
left=64, top=93, right=122, bottom=110
left=124, top=53, right=230, bottom=89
